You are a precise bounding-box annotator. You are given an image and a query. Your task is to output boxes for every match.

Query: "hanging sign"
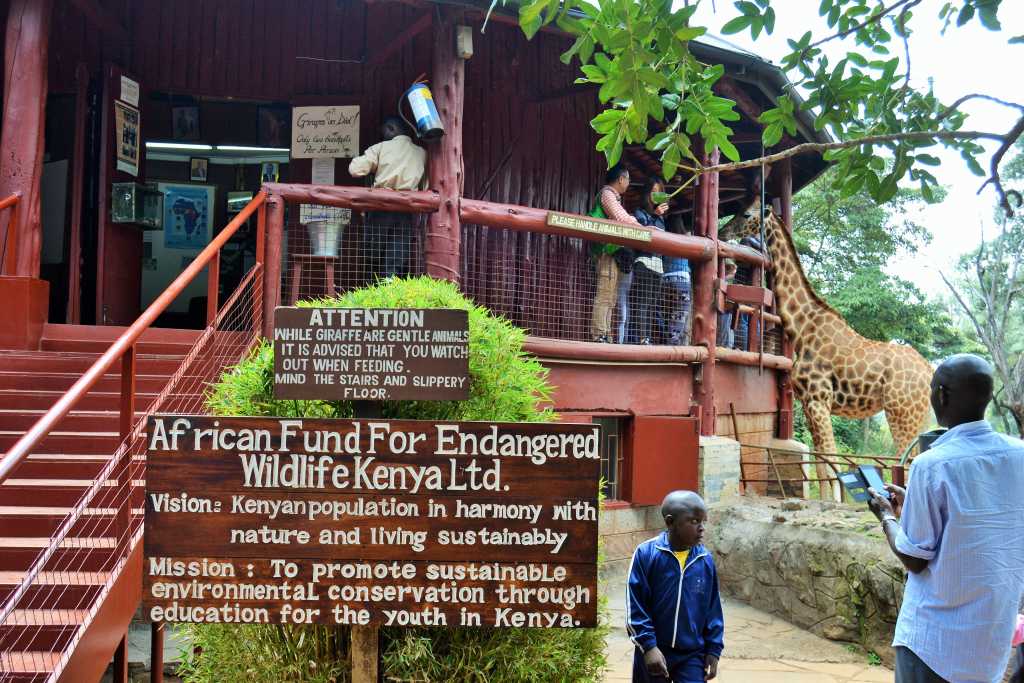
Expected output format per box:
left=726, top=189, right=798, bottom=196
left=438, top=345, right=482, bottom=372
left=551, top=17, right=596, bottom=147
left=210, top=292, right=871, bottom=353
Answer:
left=273, top=308, right=470, bottom=401
left=119, top=75, right=140, bottom=107
left=114, top=101, right=140, bottom=177
left=546, top=211, right=652, bottom=243
left=142, top=416, right=600, bottom=628
left=291, top=106, right=360, bottom=158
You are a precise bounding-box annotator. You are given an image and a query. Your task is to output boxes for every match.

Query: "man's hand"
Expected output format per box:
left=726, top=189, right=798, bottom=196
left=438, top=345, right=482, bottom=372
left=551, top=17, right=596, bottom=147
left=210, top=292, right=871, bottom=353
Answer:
left=655, top=202, right=669, bottom=216
left=867, top=487, right=896, bottom=522
left=885, top=484, right=906, bottom=517
left=704, top=653, right=719, bottom=680
left=644, top=647, right=670, bottom=679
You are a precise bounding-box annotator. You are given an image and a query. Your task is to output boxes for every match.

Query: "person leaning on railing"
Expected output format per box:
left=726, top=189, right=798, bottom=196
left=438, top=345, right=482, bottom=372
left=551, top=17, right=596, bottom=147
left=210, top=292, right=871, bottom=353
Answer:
left=589, top=164, right=638, bottom=344
left=661, top=214, right=693, bottom=346
left=630, top=179, right=668, bottom=345
left=348, top=116, right=427, bottom=279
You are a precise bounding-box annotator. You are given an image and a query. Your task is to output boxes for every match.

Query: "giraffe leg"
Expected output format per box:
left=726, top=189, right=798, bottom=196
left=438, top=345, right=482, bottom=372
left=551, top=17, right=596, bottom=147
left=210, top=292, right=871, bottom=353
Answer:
left=803, top=399, right=840, bottom=501
left=886, top=396, right=931, bottom=462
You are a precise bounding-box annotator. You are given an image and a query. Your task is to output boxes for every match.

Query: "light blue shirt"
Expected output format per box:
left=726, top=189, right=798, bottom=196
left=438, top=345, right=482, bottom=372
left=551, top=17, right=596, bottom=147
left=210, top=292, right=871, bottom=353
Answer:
left=893, top=420, right=1024, bottom=683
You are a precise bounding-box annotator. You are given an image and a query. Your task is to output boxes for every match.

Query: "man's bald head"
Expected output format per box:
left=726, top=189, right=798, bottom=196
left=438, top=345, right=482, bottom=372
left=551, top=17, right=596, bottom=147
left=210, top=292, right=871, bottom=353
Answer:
left=931, top=354, right=994, bottom=427
left=661, top=490, right=705, bottom=520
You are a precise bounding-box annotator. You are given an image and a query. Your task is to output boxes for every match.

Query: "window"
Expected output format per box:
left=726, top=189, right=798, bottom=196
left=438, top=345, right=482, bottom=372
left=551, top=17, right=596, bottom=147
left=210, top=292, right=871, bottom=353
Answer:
left=593, top=417, right=628, bottom=501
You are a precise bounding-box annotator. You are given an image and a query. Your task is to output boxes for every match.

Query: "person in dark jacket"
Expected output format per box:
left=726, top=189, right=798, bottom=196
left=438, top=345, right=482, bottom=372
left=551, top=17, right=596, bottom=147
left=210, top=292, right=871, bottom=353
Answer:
left=627, top=491, right=724, bottom=682
left=661, top=214, right=692, bottom=345
left=630, top=179, right=669, bottom=344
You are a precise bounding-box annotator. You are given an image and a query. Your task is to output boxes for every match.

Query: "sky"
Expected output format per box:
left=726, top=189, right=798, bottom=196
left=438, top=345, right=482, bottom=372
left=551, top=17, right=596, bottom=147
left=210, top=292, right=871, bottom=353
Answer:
left=683, top=1, right=1024, bottom=299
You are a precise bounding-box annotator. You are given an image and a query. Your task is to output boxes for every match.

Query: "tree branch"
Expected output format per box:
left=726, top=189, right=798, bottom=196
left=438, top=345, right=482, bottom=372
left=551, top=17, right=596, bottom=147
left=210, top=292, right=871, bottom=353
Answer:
left=977, top=114, right=1024, bottom=217
left=697, top=130, right=1004, bottom=175
left=801, top=0, right=921, bottom=55
left=938, top=94, right=1024, bottom=122
left=940, top=270, right=987, bottom=342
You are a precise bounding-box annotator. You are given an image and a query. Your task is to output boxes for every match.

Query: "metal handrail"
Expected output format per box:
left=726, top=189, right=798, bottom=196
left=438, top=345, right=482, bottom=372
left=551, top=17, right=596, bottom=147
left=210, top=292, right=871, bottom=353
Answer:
left=0, top=190, right=267, bottom=484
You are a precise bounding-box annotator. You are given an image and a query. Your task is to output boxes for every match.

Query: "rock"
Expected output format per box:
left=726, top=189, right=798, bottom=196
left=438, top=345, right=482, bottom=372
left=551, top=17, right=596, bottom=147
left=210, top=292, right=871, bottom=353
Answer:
left=772, top=514, right=787, bottom=523
left=781, top=498, right=804, bottom=511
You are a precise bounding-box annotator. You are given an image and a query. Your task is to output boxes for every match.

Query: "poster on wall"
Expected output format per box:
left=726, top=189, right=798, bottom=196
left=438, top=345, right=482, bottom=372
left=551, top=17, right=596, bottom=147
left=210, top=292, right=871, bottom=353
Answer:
left=114, top=101, right=140, bottom=176
left=290, top=106, right=360, bottom=158
left=162, top=184, right=212, bottom=250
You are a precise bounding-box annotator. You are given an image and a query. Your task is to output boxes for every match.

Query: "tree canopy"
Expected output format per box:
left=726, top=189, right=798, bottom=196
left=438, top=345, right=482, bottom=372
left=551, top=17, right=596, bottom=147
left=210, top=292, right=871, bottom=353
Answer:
left=497, top=0, right=1023, bottom=213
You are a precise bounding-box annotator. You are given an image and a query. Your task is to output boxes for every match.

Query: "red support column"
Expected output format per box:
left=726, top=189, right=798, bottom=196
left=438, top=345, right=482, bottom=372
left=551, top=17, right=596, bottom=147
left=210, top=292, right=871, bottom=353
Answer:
left=691, top=152, right=720, bottom=436
left=0, top=0, right=54, bottom=278
left=776, top=157, right=795, bottom=439
left=262, top=194, right=285, bottom=338
left=425, top=7, right=465, bottom=282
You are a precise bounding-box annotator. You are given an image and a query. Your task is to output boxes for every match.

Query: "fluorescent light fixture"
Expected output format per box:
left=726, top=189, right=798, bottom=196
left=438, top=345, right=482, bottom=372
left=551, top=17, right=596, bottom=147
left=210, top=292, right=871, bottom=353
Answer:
left=215, top=145, right=290, bottom=153
left=145, top=142, right=213, bottom=150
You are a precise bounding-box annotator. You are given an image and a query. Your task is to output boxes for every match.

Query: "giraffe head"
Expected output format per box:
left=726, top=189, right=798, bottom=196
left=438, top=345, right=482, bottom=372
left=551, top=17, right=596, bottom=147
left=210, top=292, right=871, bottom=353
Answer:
left=720, top=195, right=769, bottom=241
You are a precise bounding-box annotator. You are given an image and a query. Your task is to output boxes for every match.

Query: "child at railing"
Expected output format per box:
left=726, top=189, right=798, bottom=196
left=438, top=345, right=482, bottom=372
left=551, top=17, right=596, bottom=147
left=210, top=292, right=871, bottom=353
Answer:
left=661, top=214, right=692, bottom=345
left=717, top=260, right=737, bottom=348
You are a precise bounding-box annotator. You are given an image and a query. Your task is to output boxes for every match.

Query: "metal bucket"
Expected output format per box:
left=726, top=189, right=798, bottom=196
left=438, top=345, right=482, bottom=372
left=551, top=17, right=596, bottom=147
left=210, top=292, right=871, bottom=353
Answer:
left=306, top=221, right=343, bottom=257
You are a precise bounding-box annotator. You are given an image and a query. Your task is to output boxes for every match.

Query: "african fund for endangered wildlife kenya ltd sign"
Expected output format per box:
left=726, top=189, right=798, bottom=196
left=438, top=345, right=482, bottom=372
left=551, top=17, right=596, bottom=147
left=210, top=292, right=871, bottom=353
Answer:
left=272, top=307, right=470, bottom=402
left=142, top=416, right=600, bottom=628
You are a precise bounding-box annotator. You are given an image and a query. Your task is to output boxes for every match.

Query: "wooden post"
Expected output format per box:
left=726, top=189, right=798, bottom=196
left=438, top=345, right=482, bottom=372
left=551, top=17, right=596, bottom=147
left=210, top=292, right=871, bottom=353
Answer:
left=150, top=622, right=164, bottom=683
left=691, top=151, right=720, bottom=436
left=206, top=251, right=220, bottom=325
left=425, top=7, right=465, bottom=282
left=112, top=633, right=128, bottom=683
left=67, top=63, right=89, bottom=323
left=0, top=0, right=54, bottom=277
left=776, top=157, right=795, bottom=440
left=350, top=400, right=381, bottom=683
left=262, top=194, right=285, bottom=338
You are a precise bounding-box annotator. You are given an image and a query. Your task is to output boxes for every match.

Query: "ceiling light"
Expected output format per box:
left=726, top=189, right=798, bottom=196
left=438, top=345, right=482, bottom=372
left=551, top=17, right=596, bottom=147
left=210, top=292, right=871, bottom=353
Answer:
left=145, top=142, right=213, bottom=150
left=215, top=145, right=290, bottom=153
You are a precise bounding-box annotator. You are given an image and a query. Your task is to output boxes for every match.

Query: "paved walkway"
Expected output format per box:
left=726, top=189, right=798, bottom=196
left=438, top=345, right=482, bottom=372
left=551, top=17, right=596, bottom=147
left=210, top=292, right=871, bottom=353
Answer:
left=605, top=596, right=893, bottom=682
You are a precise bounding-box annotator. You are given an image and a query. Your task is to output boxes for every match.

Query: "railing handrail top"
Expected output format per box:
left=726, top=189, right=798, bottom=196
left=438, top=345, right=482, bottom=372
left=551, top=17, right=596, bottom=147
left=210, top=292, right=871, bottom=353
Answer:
left=0, top=192, right=21, bottom=210
left=0, top=191, right=267, bottom=484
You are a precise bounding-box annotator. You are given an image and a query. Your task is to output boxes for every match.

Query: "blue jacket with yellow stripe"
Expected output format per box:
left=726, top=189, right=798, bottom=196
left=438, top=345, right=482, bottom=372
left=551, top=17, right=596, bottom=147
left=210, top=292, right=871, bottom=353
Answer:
left=626, top=532, right=725, bottom=664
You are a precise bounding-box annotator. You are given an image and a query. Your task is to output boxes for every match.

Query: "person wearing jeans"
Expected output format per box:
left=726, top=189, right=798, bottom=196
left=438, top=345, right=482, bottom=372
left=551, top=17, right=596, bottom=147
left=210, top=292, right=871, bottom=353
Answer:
left=631, top=179, right=669, bottom=344
left=590, top=164, right=639, bottom=342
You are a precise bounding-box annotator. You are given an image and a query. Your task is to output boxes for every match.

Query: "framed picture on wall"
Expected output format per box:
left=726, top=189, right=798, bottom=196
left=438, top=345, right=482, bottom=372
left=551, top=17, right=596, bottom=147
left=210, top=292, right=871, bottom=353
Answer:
left=172, top=106, right=200, bottom=141
left=257, top=106, right=290, bottom=147
left=189, top=157, right=209, bottom=182
left=260, top=162, right=280, bottom=183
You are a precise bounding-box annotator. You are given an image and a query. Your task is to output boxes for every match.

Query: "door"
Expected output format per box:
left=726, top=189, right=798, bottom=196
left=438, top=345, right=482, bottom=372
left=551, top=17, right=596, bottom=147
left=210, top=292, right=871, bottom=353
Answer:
left=629, top=416, right=699, bottom=505
left=96, top=64, right=144, bottom=325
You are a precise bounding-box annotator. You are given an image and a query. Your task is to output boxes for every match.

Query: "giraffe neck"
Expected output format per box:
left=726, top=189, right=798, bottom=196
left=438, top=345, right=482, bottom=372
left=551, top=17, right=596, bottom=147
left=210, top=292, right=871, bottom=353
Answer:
left=763, top=216, right=831, bottom=342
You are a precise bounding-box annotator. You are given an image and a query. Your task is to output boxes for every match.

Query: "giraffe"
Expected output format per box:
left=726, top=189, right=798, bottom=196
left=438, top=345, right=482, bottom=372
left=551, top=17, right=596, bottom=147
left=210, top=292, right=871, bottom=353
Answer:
left=722, top=196, right=934, bottom=500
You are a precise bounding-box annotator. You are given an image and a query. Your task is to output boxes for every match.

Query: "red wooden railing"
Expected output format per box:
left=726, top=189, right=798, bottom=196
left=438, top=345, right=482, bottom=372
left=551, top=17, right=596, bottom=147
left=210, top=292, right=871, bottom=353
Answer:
left=0, top=191, right=267, bottom=683
left=0, top=192, right=22, bottom=275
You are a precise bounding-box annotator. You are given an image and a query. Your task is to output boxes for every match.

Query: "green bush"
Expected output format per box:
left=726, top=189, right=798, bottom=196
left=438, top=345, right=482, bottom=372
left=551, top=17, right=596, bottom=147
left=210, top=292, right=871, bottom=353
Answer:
left=181, top=277, right=608, bottom=683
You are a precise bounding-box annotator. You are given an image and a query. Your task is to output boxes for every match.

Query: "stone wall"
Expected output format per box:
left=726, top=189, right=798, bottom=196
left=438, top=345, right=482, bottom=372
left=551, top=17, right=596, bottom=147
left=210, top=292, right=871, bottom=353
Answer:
left=600, top=505, right=662, bottom=585
left=704, top=497, right=906, bottom=664
left=698, top=435, right=741, bottom=505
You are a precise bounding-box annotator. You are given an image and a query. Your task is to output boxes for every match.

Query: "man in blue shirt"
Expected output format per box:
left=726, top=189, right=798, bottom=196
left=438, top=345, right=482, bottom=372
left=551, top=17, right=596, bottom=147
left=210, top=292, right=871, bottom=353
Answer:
left=627, top=490, right=724, bottom=681
left=869, top=354, right=1024, bottom=683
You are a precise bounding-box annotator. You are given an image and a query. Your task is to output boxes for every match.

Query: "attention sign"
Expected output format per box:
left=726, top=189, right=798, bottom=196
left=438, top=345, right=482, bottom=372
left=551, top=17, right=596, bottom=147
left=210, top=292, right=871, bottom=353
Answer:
left=143, top=416, right=600, bottom=628
left=273, top=308, right=470, bottom=401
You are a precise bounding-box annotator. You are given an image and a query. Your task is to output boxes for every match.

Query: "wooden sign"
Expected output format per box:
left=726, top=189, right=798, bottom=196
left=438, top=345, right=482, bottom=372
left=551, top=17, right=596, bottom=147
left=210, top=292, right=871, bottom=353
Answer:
left=546, top=211, right=652, bottom=243
left=143, top=416, right=600, bottom=628
left=291, top=105, right=360, bottom=158
left=273, top=308, right=469, bottom=402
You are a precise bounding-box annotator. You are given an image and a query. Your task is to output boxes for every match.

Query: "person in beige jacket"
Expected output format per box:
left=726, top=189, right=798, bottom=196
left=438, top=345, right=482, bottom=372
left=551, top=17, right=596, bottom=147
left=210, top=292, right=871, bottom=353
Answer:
left=349, top=117, right=427, bottom=278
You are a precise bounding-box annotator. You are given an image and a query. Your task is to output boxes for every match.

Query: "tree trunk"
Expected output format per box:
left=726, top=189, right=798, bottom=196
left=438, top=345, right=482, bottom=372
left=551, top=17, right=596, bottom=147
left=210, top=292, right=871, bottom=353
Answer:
left=1010, top=404, right=1024, bottom=439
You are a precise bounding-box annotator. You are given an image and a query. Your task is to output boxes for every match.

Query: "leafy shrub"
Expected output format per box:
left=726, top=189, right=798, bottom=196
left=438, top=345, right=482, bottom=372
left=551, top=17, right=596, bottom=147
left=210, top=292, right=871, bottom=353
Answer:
left=182, top=277, right=608, bottom=682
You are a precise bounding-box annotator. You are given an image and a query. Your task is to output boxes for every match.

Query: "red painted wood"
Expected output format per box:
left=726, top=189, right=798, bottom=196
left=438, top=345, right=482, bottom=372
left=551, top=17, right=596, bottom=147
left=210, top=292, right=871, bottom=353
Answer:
left=0, top=277, right=49, bottom=350
left=262, top=194, right=284, bottom=338
left=0, top=0, right=54, bottom=278
left=425, top=7, right=465, bottom=282
left=66, top=64, right=88, bottom=324
left=629, top=416, right=700, bottom=504
left=692, top=151, right=721, bottom=436
left=542, top=363, right=694, bottom=417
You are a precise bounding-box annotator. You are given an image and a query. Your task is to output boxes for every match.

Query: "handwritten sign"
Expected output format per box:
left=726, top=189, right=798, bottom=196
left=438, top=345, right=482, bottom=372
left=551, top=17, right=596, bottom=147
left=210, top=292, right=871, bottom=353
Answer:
left=143, top=416, right=600, bottom=628
left=546, top=211, right=652, bottom=243
left=273, top=308, right=470, bottom=402
left=291, top=106, right=360, bottom=159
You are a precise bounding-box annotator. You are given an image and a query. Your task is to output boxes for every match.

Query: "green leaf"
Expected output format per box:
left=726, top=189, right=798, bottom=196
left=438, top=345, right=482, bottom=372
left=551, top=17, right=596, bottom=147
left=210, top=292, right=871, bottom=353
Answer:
left=764, top=6, right=776, bottom=33
left=661, top=144, right=681, bottom=181
left=915, top=154, right=941, bottom=166
left=591, top=109, right=624, bottom=134
left=581, top=64, right=606, bottom=82
left=1010, top=35, right=1024, bottom=44
left=721, top=15, right=752, bottom=35
left=762, top=121, right=784, bottom=147
left=978, top=6, right=1001, bottom=31
left=675, top=26, right=707, bottom=41
left=956, top=4, right=975, bottom=26
left=718, top=136, right=740, bottom=162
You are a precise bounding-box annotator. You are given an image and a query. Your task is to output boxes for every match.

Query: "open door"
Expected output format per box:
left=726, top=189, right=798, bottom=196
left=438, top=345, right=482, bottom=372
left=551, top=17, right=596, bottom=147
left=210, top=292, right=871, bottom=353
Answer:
left=629, top=416, right=699, bottom=505
left=96, top=64, right=144, bottom=325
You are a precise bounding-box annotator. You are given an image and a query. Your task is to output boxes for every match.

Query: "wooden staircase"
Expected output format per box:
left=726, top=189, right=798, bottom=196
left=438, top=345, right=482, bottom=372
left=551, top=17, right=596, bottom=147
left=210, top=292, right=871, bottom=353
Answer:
left=0, top=324, right=201, bottom=683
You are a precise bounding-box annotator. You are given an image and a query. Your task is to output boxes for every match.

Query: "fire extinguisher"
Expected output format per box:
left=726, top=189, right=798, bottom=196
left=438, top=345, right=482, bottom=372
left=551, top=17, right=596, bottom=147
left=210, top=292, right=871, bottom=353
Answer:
left=399, top=80, right=445, bottom=140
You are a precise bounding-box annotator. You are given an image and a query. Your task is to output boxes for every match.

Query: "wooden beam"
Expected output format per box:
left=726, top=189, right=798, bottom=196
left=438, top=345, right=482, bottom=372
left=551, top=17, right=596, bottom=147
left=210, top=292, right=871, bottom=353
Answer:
left=67, top=63, right=88, bottom=323
left=367, top=11, right=432, bottom=66
left=69, top=0, right=128, bottom=43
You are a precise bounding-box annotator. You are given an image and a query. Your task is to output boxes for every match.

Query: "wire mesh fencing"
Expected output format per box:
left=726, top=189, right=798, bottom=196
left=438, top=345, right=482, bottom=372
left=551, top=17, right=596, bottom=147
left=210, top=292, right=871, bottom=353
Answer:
left=281, top=210, right=426, bottom=306
left=460, top=224, right=697, bottom=345
left=0, top=264, right=264, bottom=680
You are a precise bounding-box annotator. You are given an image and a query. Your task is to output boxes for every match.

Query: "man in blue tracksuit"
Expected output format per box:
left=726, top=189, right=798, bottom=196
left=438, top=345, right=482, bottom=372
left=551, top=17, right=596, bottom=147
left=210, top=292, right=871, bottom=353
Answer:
left=627, top=491, right=724, bottom=681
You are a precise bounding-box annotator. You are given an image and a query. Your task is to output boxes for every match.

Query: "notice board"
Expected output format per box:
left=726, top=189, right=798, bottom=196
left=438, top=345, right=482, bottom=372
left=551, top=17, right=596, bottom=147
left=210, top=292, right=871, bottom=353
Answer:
left=143, top=416, right=600, bottom=628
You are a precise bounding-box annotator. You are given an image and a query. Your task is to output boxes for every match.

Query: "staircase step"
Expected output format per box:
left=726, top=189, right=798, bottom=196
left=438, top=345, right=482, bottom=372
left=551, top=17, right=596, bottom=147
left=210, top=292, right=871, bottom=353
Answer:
left=0, top=478, right=122, bottom=506
left=0, top=354, right=183, bottom=375
left=0, top=570, right=109, bottom=609
left=0, top=506, right=120, bottom=537
left=43, top=322, right=202, bottom=345
left=0, top=536, right=118, bottom=571
left=41, top=337, right=196, bottom=356
left=0, top=433, right=121, bottom=455
left=0, top=390, right=161, bottom=412
left=0, top=372, right=171, bottom=393
left=0, top=650, right=61, bottom=681
left=0, top=608, right=88, bottom=651
left=0, top=411, right=130, bottom=433
left=11, top=455, right=113, bottom=479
